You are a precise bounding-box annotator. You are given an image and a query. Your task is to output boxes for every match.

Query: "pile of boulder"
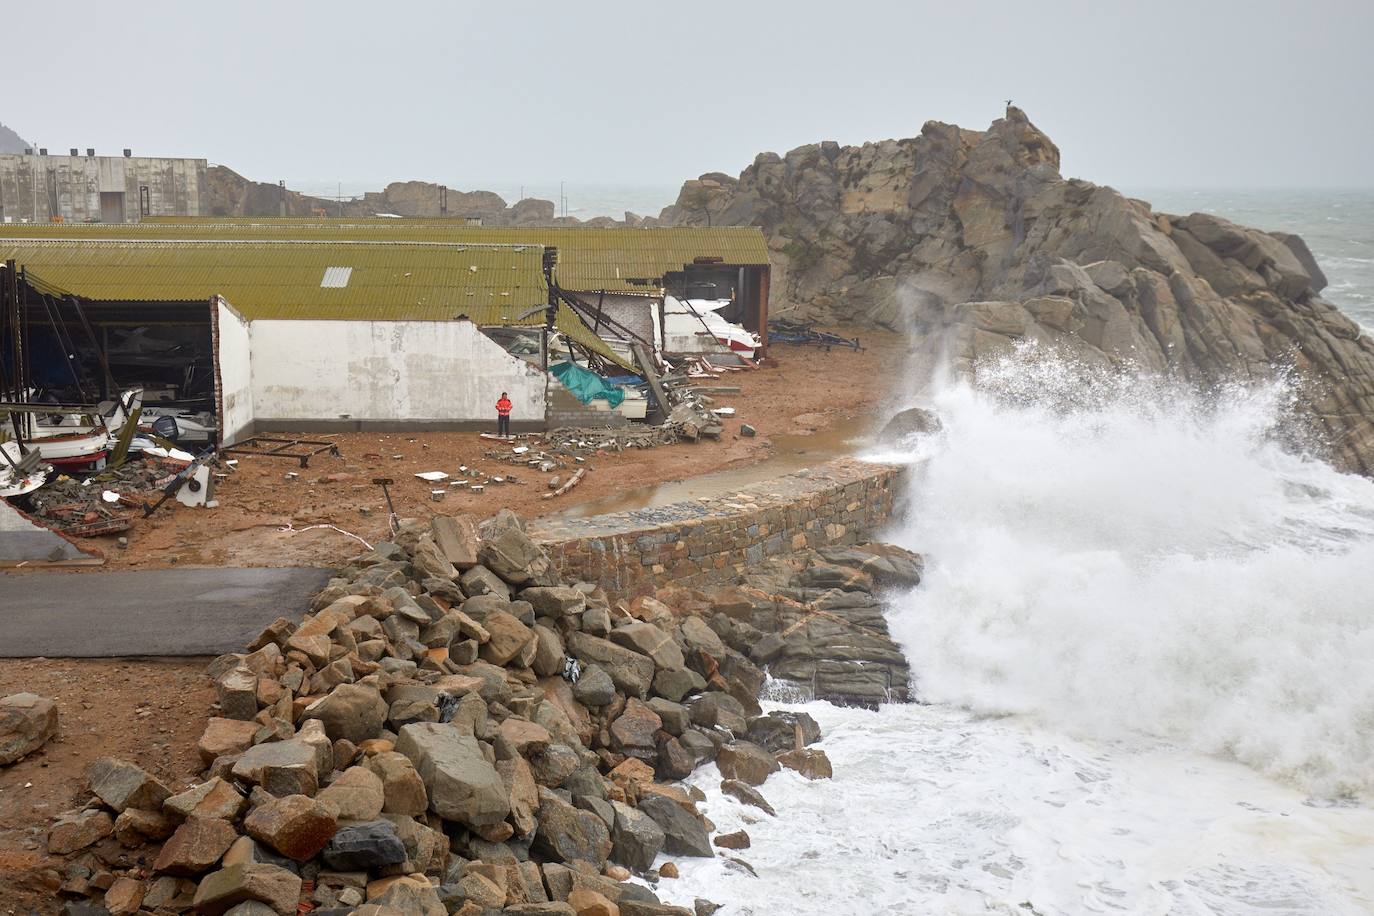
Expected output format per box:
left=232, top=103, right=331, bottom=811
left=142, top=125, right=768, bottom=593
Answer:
left=662, top=545, right=923, bottom=707
left=44, top=510, right=839, bottom=916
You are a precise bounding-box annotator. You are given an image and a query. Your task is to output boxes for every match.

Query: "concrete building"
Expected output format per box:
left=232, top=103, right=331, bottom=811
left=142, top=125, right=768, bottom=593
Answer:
left=0, top=151, right=206, bottom=223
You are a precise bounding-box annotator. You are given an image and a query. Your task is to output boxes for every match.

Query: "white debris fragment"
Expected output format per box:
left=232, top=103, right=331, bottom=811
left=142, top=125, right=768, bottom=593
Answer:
left=414, top=471, right=449, bottom=482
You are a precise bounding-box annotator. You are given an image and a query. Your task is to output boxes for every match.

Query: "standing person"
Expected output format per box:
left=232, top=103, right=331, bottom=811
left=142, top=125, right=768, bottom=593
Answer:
left=496, top=391, right=512, bottom=438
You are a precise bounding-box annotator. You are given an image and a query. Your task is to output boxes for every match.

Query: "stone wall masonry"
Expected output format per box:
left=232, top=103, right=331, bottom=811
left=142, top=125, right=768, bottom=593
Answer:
left=531, top=458, right=904, bottom=599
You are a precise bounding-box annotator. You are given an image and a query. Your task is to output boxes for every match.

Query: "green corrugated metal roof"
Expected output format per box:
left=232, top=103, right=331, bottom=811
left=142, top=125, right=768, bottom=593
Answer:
left=5, top=221, right=770, bottom=294
left=0, top=237, right=635, bottom=370
left=0, top=238, right=545, bottom=321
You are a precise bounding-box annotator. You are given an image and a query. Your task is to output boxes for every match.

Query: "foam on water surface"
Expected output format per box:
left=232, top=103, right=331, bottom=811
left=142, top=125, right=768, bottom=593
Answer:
left=661, top=346, right=1374, bottom=913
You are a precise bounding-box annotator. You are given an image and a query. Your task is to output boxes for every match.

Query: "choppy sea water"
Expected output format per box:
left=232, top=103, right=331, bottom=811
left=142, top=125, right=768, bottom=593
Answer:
left=657, top=350, right=1374, bottom=915
left=1133, top=189, right=1374, bottom=330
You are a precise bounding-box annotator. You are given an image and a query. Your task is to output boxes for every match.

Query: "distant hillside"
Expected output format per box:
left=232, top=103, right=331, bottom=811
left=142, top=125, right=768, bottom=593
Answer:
left=0, top=122, right=32, bottom=154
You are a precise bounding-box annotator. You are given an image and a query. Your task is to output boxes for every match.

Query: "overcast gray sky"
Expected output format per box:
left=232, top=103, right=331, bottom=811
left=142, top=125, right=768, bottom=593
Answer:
left=5, top=0, right=1371, bottom=196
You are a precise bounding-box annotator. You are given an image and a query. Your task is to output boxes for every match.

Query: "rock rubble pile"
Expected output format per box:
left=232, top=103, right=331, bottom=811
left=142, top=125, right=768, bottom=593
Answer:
left=40, top=510, right=879, bottom=916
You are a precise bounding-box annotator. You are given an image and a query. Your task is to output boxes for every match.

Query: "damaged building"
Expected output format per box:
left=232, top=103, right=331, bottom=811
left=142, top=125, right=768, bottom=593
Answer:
left=0, top=221, right=770, bottom=447
left=0, top=150, right=207, bottom=223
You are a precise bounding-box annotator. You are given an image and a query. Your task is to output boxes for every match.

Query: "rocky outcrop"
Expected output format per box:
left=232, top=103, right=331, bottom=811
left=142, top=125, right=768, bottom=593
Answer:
left=660, top=108, right=1374, bottom=475
left=203, top=166, right=564, bottom=226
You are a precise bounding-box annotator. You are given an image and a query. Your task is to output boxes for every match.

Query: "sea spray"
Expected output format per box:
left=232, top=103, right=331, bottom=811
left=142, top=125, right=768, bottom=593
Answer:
left=658, top=343, right=1374, bottom=914
left=884, top=344, right=1374, bottom=795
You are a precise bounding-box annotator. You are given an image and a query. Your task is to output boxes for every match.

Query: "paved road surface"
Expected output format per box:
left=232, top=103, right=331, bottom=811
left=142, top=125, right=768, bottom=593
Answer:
left=0, top=567, right=332, bottom=657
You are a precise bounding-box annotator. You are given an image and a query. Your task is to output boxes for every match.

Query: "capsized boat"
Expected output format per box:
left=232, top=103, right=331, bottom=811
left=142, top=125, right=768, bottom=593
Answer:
left=10, top=388, right=143, bottom=470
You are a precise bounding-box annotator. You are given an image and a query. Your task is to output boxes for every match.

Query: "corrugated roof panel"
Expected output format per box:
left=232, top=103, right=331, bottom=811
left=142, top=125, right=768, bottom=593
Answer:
left=0, top=238, right=548, bottom=322
left=0, top=222, right=770, bottom=294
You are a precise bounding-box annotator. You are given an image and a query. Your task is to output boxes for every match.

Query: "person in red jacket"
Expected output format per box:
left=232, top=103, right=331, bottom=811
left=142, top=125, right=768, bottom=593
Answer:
left=496, top=392, right=513, bottom=438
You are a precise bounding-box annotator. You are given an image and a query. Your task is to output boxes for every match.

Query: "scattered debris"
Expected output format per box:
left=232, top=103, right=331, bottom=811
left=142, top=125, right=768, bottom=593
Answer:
left=542, top=467, right=587, bottom=500
left=220, top=437, right=341, bottom=469
left=768, top=317, right=862, bottom=351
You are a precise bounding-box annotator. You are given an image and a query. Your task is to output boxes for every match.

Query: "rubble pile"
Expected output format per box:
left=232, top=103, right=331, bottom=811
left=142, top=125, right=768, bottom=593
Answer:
left=22, top=455, right=203, bottom=537
left=43, top=509, right=838, bottom=916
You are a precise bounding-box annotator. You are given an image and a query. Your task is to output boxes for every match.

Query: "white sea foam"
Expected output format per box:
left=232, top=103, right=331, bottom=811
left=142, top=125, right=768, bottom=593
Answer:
left=659, top=345, right=1374, bottom=914
left=884, top=347, right=1374, bottom=795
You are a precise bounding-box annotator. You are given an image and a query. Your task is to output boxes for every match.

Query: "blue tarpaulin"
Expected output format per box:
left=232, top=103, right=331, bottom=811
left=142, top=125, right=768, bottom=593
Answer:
left=550, top=361, right=625, bottom=408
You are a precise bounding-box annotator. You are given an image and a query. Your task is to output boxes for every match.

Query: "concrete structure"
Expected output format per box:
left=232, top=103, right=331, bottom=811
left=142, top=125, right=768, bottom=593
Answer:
left=244, top=317, right=547, bottom=433
left=0, top=152, right=206, bottom=223
left=532, top=458, right=904, bottom=599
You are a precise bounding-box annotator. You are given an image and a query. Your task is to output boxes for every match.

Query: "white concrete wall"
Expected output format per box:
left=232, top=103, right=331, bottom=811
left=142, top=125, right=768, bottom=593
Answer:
left=214, top=297, right=254, bottom=445
left=249, top=319, right=546, bottom=425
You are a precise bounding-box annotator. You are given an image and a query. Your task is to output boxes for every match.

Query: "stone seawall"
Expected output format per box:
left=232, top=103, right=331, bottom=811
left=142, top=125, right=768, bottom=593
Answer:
left=530, top=458, right=904, bottom=599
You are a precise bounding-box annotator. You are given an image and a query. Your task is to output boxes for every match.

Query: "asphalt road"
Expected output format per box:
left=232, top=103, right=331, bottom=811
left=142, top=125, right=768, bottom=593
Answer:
left=0, top=567, right=332, bottom=657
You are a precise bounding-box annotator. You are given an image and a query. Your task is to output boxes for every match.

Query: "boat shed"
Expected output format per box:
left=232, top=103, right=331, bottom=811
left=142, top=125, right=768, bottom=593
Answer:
left=0, top=238, right=624, bottom=443
left=15, top=219, right=774, bottom=357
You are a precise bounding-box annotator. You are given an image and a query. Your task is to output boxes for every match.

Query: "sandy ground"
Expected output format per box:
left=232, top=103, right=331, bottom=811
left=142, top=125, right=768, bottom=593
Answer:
left=23, top=330, right=903, bottom=572
left=0, top=329, right=904, bottom=910
left=0, top=658, right=214, bottom=909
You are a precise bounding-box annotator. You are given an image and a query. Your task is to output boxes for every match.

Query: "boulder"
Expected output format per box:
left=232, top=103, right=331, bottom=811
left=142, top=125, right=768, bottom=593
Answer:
left=678, top=617, right=725, bottom=657
left=301, top=683, right=388, bottom=745
left=191, top=864, right=302, bottom=916
left=571, top=665, right=616, bottom=707
left=242, top=794, right=338, bottom=861
left=610, top=622, right=685, bottom=671
left=567, top=633, right=655, bottom=697
left=87, top=757, right=171, bottom=812
left=460, top=564, right=511, bottom=600
left=521, top=586, right=587, bottom=617
left=113, top=806, right=178, bottom=846
left=431, top=515, right=481, bottom=568
left=48, top=808, right=114, bottom=854
left=321, top=819, right=408, bottom=871
left=636, top=795, right=712, bottom=858
left=395, top=722, right=509, bottom=827
left=216, top=667, right=260, bottom=721
left=720, top=779, right=775, bottom=816
left=532, top=787, right=613, bottom=868
left=745, top=711, right=822, bottom=754
left=102, top=876, right=145, bottom=916
left=366, top=751, right=428, bottom=816
left=316, top=765, right=386, bottom=820
left=498, top=756, right=541, bottom=836
left=715, top=742, right=778, bottom=786
left=232, top=729, right=330, bottom=786
left=0, top=692, right=58, bottom=764
left=532, top=624, right=567, bottom=678
left=609, top=800, right=665, bottom=872
left=712, top=830, right=750, bottom=850
left=609, top=699, right=662, bottom=762
left=198, top=718, right=260, bottom=764
left=877, top=407, right=942, bottom=444
left=411, top=533, right=458, bottom=581
left=498, top=717, right=553, bottom=757
left=481, top=611, right=535, bottom=666
left=153, top=816, right=239, bottom=876
left=479, top=524, right=556, bottom=587
left=567, top=888, right=619, bottom=916
left=779, top=747, right=833, bottom=779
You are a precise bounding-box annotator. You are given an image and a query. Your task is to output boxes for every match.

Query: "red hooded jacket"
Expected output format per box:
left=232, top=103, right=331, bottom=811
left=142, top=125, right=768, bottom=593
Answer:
left=496, top=397, right=513, bottom=416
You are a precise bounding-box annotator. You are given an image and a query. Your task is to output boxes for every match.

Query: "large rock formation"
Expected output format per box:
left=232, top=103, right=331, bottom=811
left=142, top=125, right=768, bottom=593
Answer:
left=659, top=108, right=1374, bottom=474
left=204, top=166, right=561, bottom=225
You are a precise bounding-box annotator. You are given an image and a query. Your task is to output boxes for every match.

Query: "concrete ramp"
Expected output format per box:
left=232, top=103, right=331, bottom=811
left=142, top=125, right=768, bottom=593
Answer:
left=0, top=501, right=101, bottom=567
left=0, top=566, right=333, bottom=657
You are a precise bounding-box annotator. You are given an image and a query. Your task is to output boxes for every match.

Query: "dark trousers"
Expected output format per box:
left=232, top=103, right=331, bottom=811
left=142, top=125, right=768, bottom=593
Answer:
left=497, top=414, right=510, bottom=436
